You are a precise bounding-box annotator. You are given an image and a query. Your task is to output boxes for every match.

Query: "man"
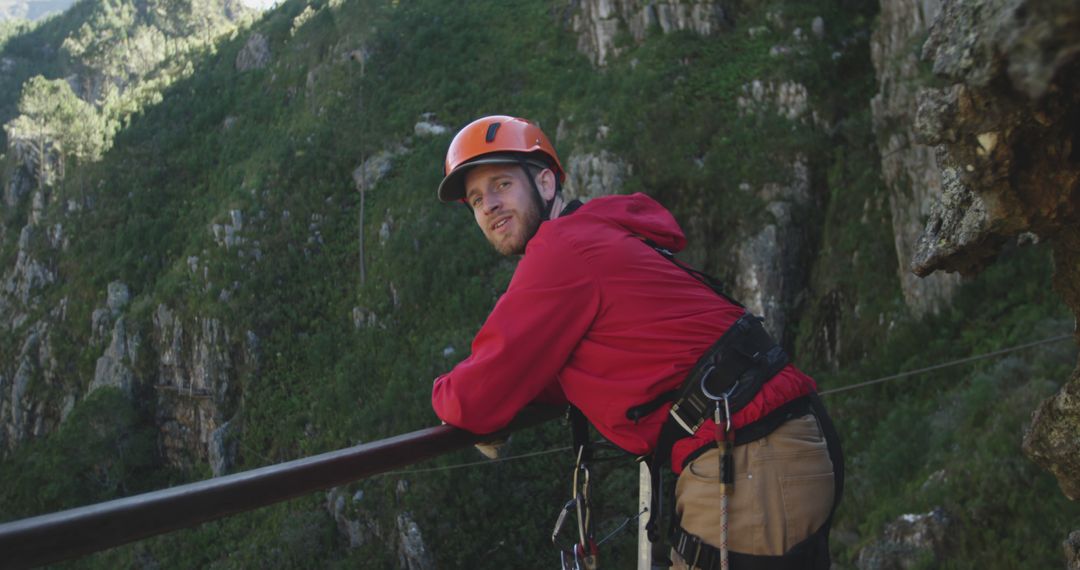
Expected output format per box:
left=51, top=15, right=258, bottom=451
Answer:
left=431, top=115, right=842, bottom=569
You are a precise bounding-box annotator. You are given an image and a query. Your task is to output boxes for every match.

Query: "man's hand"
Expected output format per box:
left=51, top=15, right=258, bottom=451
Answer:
left=474, top=436, right=510, bottom=459
left=439, top=417, right=509, bottom=459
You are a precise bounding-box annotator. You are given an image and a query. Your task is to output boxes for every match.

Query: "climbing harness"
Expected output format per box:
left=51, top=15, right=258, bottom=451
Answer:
left=550, top=221, right=842, bottom=569
left=630, top=239, right=843, bottom=569
left=630, top=309, right=791, bottom=569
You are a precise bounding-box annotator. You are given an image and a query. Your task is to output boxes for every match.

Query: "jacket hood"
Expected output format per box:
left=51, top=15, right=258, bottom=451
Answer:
left=576, top=193, right=687, bottom=252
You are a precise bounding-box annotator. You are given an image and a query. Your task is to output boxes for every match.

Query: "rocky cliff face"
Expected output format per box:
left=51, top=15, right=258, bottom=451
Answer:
left=870, top=0, right=962, bottom=315
left=0, top=309, right=69, bottom=452
left=0, top=176, right=252, bottom=471
left=571, top=0, right=728, bottom=65
left=0, top=151, right=69, bottom=454
left=879, top=0, right=1080, bottom=499
left=153, top=304, right=254, bottom=474
left=729, top=156, right=814, bottom=344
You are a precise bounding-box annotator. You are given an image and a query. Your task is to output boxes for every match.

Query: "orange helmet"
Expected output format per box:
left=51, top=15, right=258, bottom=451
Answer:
left=437, top=115, right=565, bottom=202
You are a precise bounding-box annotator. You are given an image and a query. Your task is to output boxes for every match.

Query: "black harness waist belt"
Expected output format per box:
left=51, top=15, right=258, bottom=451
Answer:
left=631, top=311, right=791, bottom=553
left=627, top=311, right=790, bottom=469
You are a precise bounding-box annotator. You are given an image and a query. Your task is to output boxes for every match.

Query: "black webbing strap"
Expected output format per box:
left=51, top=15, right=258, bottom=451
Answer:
left=569, top=405, right=591, bottom=464
left=677, top=395, right=813, bottom=470
left=669, top=393, right=844, bottom=569
left=640, top=238, right=744, bottom=309
left=627, top=313, right=787, bottom=424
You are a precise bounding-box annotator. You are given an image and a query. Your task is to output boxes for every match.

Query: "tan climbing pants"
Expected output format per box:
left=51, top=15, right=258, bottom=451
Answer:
left=670, top=414, right=835, bottom=569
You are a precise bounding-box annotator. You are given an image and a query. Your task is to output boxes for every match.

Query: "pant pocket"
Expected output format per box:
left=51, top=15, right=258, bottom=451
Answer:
left=780, top=471, right=834, bottom=550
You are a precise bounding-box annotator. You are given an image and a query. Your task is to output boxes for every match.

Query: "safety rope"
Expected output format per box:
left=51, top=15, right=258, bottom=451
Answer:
left=817, top=333, right=1074, bottom=396
left=596, top=508, right=646, bottom=546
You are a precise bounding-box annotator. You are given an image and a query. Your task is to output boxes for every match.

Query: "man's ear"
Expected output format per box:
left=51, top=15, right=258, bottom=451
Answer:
left=536, top=169, right=557, bottom=201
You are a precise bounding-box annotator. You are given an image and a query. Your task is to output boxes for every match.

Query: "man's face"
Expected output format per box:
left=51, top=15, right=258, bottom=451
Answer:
left=464, top=163, right=546, bottom=256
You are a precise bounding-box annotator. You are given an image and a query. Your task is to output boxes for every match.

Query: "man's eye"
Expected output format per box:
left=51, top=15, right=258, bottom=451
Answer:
left=497, top=181, right=511, bottom=190
left=471, top=196, right=483, bottom=207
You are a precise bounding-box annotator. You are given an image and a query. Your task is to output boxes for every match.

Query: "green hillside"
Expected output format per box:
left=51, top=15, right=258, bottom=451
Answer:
left=0, top=0, right=1077, bottom=568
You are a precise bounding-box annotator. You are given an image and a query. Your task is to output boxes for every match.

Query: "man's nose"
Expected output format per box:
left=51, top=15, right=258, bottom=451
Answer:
left=482, top=192, right=501, bottom=214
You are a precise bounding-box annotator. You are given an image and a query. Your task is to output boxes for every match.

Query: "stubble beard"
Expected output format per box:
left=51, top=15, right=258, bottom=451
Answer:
left=491, top=192, right=543, bottom=257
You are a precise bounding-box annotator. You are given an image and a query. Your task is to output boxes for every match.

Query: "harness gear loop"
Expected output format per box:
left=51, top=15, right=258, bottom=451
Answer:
left=552, top=407, right=598, bottom=570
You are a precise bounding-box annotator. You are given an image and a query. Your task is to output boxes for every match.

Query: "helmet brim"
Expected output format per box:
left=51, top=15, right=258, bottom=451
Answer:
left=437, top=155, right=548, bottom=203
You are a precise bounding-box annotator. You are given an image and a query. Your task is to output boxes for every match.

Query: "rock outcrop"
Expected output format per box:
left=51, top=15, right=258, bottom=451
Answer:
left=564, top=150, right=630, bottom=201
left=1067, top=530, right=1080, bottom=570
left=414, top=113, right=449, bottom=137
left=731, top=158, right=814, bottom=343
left=571, top=0, right=728, bottom=65
left=153, top=304, right=251, bottom=470
left=327, top=486, right=381, bottom=548
left=325, top=484, right=433, bottom=570
left=87, top=282, right=138, bottom=397
left=870, top=0, right=961, bottom=315
left=0, top=299, right=71, bottom=454
left=353, top=144, right=408, bottom=193
left=4, top=225, right=56, bottom=316
left=396, top=511, right=435, bottom=570
left=910, top=0, right=1080, bottom=278
left=88, top=316, right=140, bottom=397
left=886, top=0, right=1080, bottom=499
left=236, top=32, right=272, bottom=72
left=857, top=508, right=951, bottom=570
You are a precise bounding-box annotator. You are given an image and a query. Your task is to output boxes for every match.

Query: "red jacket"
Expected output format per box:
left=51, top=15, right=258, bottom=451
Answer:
left=432, top=193, right=816, bottom=472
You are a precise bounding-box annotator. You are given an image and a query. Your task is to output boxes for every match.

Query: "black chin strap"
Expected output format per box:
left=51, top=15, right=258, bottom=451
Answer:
left=517, top=157, right=557, bottom=221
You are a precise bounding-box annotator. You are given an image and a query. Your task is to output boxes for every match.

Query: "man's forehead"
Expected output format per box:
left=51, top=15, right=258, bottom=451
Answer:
left=465, top=164, right=519, bottom=192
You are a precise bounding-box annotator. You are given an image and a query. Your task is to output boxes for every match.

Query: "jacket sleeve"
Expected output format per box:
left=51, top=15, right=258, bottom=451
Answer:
left=432, top=236, right=599, bottom=434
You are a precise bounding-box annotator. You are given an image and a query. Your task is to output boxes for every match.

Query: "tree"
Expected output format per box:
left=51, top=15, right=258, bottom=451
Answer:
left=61, top=0, right=138, bottom=91
left=3, top=76, right=115, bottom=188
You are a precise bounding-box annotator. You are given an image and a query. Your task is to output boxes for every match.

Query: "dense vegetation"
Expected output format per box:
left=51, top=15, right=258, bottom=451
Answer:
left=0, top=0, right=1076, bottom=568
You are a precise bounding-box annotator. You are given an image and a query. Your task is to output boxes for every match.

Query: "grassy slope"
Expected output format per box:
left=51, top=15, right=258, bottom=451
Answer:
left=0, top=0, right=1075, bottom=568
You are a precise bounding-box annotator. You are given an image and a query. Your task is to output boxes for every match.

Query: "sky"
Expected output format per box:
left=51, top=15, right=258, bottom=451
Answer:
left=0, top=0, right=75, bottom=21
left=1, top=0, right=275, bottom=22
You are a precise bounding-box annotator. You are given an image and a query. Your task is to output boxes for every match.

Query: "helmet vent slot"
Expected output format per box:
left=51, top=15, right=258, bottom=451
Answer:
left=485, top=122, right=501, bottom=142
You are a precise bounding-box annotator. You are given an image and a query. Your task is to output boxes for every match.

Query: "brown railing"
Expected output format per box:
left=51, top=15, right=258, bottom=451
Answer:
left=0, top=406, right=562, bottom=569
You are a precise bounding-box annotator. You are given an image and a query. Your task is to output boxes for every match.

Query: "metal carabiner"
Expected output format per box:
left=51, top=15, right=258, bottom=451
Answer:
left=552, top=498, right=577, bottom=544
left=700, top=363, right=740, bottom=404
left=559, top=548, right=582, bottom=570
left=574, top=463, right=591, bottom=552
